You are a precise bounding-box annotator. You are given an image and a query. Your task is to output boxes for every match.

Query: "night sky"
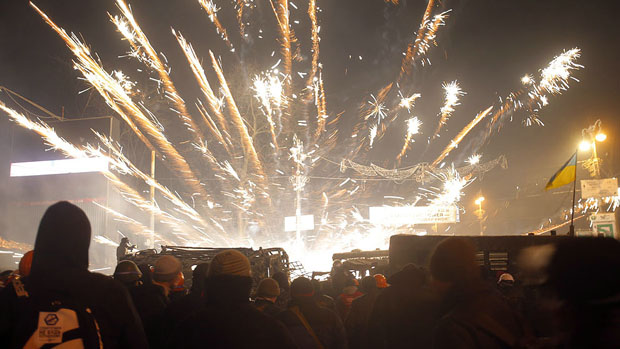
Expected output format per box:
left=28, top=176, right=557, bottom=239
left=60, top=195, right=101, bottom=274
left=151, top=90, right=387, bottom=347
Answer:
left=1, top=0, right=619, bottom=238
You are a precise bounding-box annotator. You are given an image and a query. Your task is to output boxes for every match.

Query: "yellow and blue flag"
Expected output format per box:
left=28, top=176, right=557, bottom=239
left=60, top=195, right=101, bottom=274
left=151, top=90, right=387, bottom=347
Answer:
left=545, top=152, right=577, bottom=190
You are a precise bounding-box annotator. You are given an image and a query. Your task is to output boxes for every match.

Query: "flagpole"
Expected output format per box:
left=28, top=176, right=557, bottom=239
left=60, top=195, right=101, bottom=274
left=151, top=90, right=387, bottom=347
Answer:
left=569, top=149, right=578, bottom=236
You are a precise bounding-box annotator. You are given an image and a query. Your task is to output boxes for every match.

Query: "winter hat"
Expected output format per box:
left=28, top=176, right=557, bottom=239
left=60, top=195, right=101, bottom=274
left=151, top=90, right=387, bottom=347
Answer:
left=114, top=260, right=143, bottom=285
left=290, top=277, right=314, bottom=297
left=207, top=250, right=251, bottom=277
left=153, top=255, right=182, bottom=283
left=430, top=237, right=480, bottom=285
left=256, top=278, right=280, bottom=298
left=360, top=275, right=377, bottom=293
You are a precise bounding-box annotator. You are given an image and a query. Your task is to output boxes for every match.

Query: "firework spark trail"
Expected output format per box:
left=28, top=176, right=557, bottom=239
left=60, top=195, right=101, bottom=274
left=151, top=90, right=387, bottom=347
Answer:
left=235, top=0, right=247, bottom=38
left=399, top=0, right=435, bottom=78
left=398, top=92, right=421, bottom=112
left=433, top=81, right=465, bottom=138
left=0, top=102, right=213, bottom=241
left=30, top=3, right=156, bottom=153
left=198, top=0, right=235, bottom=52
left=307, top=0, right=320, bottom=83
left=397, top=116, right=422, bottom=160
left=270, top=0, right=293, bottom=81
left=113, top=0, right=209, bottom=147
left=174, top=32, right=234, bottom=152
left=209, top=51, right=270, bottom=196
left=93, top=202, right=174, bottom=245
left=414, top=10, right=451, bottom=67
left=31, top=3, right=211, bottom=201
left=429, top=165, right=473, bottom=206
left=95, top=133, right=228, bottom=243
left=252, top=72, right=283, bottom=149
left=431, top=106, right=494, bottom=167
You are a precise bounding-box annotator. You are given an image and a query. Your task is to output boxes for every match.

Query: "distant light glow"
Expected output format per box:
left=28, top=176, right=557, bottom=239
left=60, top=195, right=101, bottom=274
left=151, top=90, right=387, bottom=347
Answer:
left=10, top=158, right=109, bottom=177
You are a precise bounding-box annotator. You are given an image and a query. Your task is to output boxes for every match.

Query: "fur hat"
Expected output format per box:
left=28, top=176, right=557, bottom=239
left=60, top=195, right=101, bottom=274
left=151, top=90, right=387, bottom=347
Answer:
left=207, top=250, right=251, bottom=277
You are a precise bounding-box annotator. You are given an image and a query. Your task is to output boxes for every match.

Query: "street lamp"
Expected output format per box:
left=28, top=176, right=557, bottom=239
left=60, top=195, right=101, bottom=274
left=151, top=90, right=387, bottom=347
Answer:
left=475, top=196, right=485, bottom=235
left=580, top=119, right=606, bottom=178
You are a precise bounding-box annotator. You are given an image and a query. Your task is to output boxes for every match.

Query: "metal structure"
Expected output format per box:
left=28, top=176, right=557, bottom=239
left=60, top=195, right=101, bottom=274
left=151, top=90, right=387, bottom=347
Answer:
left=122, top=245, right=293, bottom=287
left=332, top=249, right=390, bottom=277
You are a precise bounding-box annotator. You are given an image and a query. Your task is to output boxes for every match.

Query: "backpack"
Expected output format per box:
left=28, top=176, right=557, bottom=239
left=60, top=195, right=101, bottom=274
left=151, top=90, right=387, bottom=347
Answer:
left=12, top=278, right=103, bottom=349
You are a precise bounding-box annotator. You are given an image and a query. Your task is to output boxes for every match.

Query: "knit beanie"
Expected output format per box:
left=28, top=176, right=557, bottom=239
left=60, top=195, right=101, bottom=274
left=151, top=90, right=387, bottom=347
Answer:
left=153, top=255, right=182, bottom=283
left=207, top=250, right=251, bottom=277
left=256, top=278, right=280, bottom=298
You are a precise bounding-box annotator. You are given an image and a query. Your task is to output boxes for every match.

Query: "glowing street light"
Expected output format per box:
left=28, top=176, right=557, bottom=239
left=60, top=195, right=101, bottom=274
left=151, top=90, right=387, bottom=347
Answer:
left=579, top=120, right=606, bottom=177
left=475, top=196, right=485, bottom=236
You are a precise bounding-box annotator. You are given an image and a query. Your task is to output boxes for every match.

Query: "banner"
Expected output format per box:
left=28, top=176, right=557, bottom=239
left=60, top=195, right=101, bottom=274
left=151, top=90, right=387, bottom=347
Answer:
left=369, top=205, right=458, bottom=226
left=590, top=213, right=617, bottom=238
left=581, top=178, right=618, bottom=199
left=284, top=215, right=315, bottom=232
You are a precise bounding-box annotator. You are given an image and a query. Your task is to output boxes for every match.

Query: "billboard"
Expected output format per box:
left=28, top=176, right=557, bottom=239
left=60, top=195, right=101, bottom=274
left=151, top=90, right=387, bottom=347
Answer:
left=581, top=178, right=618, bottom=199
left=284, top=215, right=315, bottom=232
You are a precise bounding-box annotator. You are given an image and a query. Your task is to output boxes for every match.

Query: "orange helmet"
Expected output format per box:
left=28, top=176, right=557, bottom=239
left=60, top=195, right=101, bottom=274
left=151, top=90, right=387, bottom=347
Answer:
left=374, top=274, right=388, bottom=288
left=19, top=250, right=34, bottom=277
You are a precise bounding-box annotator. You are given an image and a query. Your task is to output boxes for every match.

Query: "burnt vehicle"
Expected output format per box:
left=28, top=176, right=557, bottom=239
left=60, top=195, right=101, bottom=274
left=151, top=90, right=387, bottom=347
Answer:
left=121, top=245, right=292, bottom=287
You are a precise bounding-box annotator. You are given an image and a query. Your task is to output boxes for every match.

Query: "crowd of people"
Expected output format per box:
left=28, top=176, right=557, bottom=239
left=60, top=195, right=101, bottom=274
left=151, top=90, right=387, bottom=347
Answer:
left=1, top=201, right=620, bottom=348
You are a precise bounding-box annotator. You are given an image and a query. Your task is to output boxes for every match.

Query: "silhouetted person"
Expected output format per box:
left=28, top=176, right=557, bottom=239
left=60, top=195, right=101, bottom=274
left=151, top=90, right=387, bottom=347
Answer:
left=171, top=250, right=297, bottom=348
left=312, top=278, right=336, bottom=311
left=430, top=237, right=529, bottom=349
left=368, top=264, right=440, bottom=349
left=545, top=237, right=620, bottom=348
left=345, top=275, right=381, bottom=349
left=114, top=260, right=143, bottom=289
left=0, top=201, right=147, bottom=348
left=336, top=277, right=362, bottom=320
left=277, top=277, right=347, bottom=349
left=116, top=237, right=135, bottom=261
left=273, top=270, right=291, bottom=309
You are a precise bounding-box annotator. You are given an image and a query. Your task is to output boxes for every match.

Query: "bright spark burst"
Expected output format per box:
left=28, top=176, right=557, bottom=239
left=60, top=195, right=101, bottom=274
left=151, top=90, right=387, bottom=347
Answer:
left=466, top=154, right=481, bottom=165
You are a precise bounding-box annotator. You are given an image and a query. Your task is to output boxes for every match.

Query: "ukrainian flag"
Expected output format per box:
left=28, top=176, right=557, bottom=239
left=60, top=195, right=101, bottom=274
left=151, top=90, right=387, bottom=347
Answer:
left=545, top=152, right=577, bottom=190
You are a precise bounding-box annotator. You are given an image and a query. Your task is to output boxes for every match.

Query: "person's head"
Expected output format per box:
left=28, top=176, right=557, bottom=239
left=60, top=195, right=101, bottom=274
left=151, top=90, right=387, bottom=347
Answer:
left=120, top=237, right=129, bottom=244
left=272, top=271, right=289, bottom=291
left=113, top=260, right=143, bottom=287
left=360, top=275, right=377, bottom=294
left=205, top=250, right=253, bottom=302
left=18, top=250, right=34, bottom=277
left=153, top=255, right=183, bottom=289
left=31, top=201, right=91, bottom=275
left=191, top=263, right=209, bottom=293
left=290, top=277, right=314, bottom=299
left=430, top=237, right=480, bottom=290
left=373, top=274, right=388, bottom=289
left=256, top=278, right=280, bottom=301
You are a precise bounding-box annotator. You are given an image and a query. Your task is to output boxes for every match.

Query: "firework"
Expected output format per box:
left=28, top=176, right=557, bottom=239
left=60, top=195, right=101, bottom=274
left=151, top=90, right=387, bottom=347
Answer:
left=434, top=81, right=465, bottom=138
left=198, top=0, right=234, bottom=52
left=397, top=117, right=422, bottom=160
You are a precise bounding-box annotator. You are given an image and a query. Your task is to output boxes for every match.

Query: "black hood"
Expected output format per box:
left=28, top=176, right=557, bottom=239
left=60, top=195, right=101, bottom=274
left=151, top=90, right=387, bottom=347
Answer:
left=31, top=201, right=91, bottom=275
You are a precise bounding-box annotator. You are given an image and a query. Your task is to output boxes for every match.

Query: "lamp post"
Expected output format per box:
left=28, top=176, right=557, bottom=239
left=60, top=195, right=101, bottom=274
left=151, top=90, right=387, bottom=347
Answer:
left=475, top=196, right=485, bottom=236
left=580, top=119, right=606, bottom=178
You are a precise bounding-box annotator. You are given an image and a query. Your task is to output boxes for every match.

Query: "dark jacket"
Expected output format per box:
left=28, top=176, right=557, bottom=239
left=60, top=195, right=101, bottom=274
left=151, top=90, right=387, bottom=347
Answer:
left=171, top=275, right=297, bottom=348
left=0, top=201, right=147, bottom=349
left=433, top=283, right=529, bottom=349
left=368, top=269, right=441, bottom=349
left=345, top=289, right=381, bottom=349
left=130, top=283, right=169, bottom=349
left=254, top=297, right=284, bottom=317
left=277, top=296, right=347, bottom=349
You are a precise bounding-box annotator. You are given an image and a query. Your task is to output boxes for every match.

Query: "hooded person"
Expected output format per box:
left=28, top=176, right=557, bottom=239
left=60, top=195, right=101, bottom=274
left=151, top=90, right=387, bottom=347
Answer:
left=170, top=249, right=297, bottom=348
left=114, top=260, right=143, bottom=289
left=430, top=237, right=530, bottom=349
left=277, top=277, right=347, bottom=349
left=0, top=201, right=148, bottom=348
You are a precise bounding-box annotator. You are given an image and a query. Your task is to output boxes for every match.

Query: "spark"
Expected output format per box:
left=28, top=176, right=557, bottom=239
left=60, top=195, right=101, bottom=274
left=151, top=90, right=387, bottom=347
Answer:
left=399, top=92, right=422, bottom=112
left=466, top=154, right=481, bottom=165
left=397, top=117, right=422, bottom=160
